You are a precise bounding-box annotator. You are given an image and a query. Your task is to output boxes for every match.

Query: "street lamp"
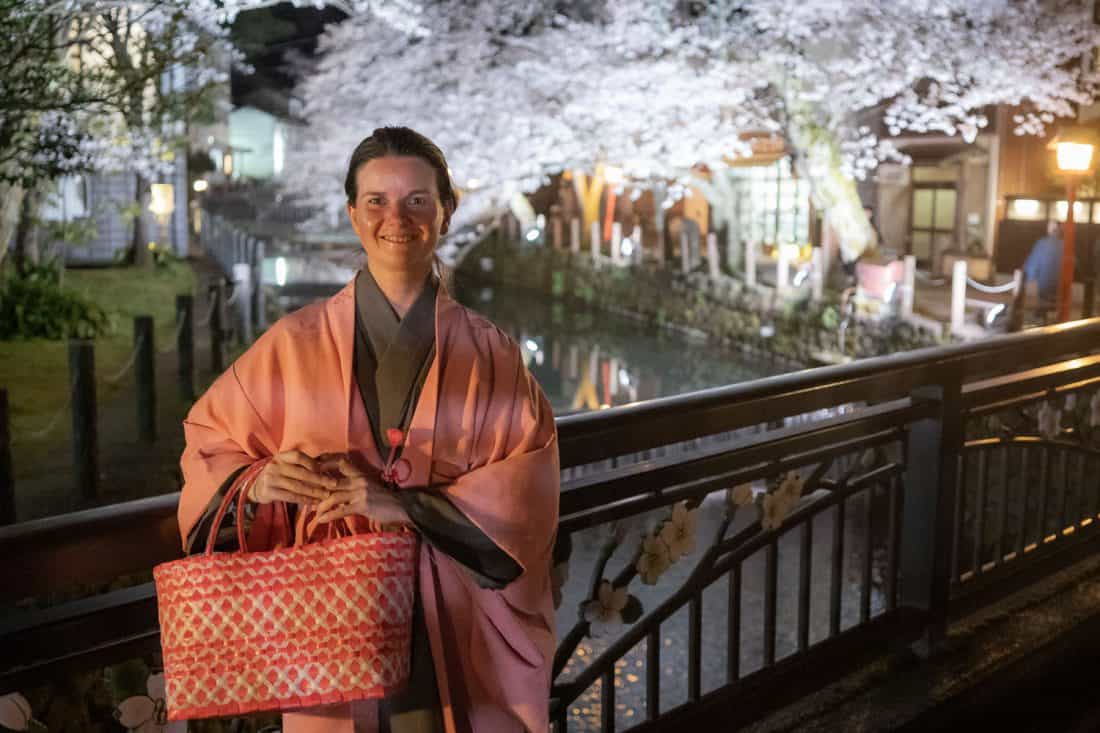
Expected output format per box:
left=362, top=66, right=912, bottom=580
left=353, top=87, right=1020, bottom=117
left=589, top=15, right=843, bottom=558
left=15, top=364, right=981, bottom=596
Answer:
left=1051, top=125, right=1097, bottom=322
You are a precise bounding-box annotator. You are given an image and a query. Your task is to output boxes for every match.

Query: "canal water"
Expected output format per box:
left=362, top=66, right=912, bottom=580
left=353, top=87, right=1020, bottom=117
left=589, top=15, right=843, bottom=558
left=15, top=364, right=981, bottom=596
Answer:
left=448, top=276, right=778, bottom=412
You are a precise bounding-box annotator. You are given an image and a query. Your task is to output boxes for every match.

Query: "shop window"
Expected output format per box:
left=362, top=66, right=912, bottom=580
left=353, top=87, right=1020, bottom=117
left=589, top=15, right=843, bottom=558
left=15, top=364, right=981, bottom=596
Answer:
left=910, top=184, right=956, bottom=264
left=728, top=157, right=810, bottom=246
left=40, top=175, right=89, bottom=221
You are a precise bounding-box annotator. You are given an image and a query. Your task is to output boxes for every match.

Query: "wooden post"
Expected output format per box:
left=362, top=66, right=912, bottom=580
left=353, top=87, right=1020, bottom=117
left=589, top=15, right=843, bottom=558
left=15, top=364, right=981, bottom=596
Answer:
left=134, top=316, right=156, bottom=443
left=811, top=246, right=825, bottom=301
left=232, top=263, right=254, bottom=344
left=70, top=339, right=98, bottom=501
left=950, top=259, right=967, bottom=336
left=611, top=221, right=623, bottom=266
left=680, top=229, right=691, bottom=274
left=570, top=218, right=581, bottom=254
left=252, top=238, right=267, bottom=331
left=631, top=224, right=643, bottom=265
left=776, top=248, right=790, bottom=293
left=209, top=281, right=224, bottom=374
left=176, top=294, right=195, bottom=401
left=745, top=239, right=757, bottom=287
left=552, top=217, right=563, bottom=250
left=0, top=389, right=14, bottom=525
left=902, top=255, right=917, bottom=318
left=590, top=221, right=601, bottom=266
left=707, top=232, right=720, bottom=279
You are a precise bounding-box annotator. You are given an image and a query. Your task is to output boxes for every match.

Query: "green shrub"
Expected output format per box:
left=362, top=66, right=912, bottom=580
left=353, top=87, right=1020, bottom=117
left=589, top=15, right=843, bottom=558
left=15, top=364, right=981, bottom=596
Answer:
left=0, top=263, right=109, bottom=340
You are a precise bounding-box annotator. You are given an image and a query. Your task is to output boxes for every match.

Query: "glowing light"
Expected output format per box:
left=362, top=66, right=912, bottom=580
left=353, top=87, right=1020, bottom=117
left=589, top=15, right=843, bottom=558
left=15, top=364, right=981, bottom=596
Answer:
left=525, top=339, right=539, bottom=352
left=985, top=303, right=1006, bottom=326
left=149, top=183, right=174, bottom=217
left=618, top=369, right=630, bottom=386
left=275, top=257, right=287, bottom=287
left=1056, top=141, right=1094, bottom=172
left=779, top=242, right=801, bottom=262
left=525, top=229, right=539, bottom=242
left=760, top=325, right=775, bottom=338
left=192, top=179, right=209, bottom=193
left=621, top=237, right=634, bottom=257
left=1008, top=199, right=1042, bottom=220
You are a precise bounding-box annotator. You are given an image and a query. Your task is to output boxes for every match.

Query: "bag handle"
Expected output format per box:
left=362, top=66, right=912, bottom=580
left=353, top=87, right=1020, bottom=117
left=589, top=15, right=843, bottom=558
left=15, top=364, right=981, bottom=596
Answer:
left=203, top=457, right=272, bottom=556
left=294, top=508, right=356, bottom=547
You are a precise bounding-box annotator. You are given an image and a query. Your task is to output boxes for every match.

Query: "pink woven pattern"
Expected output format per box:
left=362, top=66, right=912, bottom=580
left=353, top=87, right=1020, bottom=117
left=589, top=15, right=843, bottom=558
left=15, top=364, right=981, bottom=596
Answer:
left=154, top=531, right=418, bottom=720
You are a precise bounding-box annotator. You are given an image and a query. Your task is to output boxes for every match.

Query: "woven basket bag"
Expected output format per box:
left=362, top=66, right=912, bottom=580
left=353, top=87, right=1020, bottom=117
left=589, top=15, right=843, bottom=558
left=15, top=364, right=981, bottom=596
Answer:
left=154, top=459, right=418, bottom=720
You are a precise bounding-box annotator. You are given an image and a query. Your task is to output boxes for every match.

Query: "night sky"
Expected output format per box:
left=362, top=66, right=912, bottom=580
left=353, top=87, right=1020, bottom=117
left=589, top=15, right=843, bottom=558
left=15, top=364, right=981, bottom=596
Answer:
left=230, top=2, right=347, bottom=104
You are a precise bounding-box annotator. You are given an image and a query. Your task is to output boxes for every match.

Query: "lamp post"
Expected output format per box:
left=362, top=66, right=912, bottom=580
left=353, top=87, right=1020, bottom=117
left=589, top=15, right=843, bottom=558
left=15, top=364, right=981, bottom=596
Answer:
left=1052, top=128, right=1096, bottom=322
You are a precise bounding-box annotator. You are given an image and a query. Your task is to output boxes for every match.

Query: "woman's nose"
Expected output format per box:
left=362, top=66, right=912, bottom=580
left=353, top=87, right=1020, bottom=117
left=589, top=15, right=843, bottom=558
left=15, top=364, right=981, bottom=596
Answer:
left=383, top=200, right=413, bottom=221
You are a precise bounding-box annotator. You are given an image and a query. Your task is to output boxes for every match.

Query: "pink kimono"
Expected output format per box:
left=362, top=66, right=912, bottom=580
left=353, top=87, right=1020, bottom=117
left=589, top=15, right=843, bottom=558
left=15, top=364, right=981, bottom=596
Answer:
left=178, top=281, right=560, bottom=733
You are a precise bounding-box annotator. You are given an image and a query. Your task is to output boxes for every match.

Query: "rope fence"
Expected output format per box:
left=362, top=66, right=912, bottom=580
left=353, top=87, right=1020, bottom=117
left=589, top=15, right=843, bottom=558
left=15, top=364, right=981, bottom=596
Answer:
left=158, top=314, right=186, bottom=355
left=104, top=332, right=147, bottom=385
left=195, top=296, right=218, bottom=329
left=966, top=276, right=1019, bottom=294
left=13, top=375, right=79, bottom=445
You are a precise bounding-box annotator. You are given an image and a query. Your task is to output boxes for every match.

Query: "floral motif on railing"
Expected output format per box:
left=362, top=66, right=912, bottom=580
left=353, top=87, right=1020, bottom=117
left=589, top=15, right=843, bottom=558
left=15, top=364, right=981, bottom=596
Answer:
left=556, top=469, right=810, bottom=653
left=976, top=389, right=1100, bottom=445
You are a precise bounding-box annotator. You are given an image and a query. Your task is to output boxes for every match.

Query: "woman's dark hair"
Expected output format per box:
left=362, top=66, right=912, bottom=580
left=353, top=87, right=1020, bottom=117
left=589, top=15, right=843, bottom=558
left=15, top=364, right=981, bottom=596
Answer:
left=344, top=127, right=459, bottom=215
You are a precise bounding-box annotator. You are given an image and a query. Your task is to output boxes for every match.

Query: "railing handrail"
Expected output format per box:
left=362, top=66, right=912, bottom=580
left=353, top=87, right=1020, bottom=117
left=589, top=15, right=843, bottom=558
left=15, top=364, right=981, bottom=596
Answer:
left=6, top=316, right=1100, bottom=604
left=558, top=316, right=1100, bottom=464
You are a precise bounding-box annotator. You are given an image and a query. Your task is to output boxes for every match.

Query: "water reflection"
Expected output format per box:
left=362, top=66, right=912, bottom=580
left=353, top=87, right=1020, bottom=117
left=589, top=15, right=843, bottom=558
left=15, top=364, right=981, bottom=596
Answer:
left=450, top=278, right=775, bottom=413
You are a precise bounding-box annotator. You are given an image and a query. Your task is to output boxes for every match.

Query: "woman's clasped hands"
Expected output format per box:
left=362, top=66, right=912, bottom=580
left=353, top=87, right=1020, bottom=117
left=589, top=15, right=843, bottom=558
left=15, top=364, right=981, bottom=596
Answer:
left=248, top=450, right=410, bottom=534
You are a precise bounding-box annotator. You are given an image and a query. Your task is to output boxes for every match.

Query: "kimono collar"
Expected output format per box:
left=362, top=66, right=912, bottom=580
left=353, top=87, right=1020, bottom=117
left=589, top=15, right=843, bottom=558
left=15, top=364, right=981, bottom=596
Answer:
left=353, top=267, right=437, bottom=450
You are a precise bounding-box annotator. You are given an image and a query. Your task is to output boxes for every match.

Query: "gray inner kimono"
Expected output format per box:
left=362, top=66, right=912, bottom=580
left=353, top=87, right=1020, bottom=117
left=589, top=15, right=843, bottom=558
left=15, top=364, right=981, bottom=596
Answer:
left=187, top=269, right=521, bottom=732
left=354, top=269, right=520, bottom=731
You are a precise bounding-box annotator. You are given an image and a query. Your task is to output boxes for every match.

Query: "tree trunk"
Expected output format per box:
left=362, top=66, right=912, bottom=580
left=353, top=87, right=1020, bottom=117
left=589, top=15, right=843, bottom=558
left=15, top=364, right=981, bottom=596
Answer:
left=0, top=183, right=26, bottom=274
left=11, top=187, right=43, bottom=276
left=783, top=108, right=874, bottom=265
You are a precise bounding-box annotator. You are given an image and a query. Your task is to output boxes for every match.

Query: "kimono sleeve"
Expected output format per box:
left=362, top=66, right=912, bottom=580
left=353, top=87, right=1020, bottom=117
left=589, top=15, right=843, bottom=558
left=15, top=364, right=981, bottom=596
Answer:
left=433, top=326, right=560, bottom=614
left=178, top=361, right=277, bottom=549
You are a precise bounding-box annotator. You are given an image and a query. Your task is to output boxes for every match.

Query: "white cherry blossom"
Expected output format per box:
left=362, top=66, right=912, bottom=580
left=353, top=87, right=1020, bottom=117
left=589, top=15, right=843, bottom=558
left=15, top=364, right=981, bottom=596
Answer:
left=1038, top=401, right=1062, bottom=441
left=0, top=693, right=31, bottom=732
left=115, top=672, right=183, bottom=732
left=582, top=580, right=629, bottom=638
left=659, top=501, right=699, bottom=563
left=636, top=533, right=672, bottom=585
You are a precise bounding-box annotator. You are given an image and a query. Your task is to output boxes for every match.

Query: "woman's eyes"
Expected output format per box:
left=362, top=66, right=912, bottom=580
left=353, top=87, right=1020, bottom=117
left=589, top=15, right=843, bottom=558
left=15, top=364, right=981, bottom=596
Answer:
left=364, top=196, right=429, bottom=206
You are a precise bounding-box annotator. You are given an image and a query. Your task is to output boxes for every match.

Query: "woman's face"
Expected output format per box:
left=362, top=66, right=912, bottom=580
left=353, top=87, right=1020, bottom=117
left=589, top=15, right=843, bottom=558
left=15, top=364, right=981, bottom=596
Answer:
left=347, top=155, right=450, bottom=278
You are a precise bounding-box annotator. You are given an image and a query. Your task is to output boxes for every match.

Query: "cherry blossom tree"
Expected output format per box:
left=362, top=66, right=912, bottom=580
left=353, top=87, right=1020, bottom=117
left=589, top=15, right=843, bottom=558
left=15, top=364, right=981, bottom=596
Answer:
left=287, top=0, right=1100, bottom=263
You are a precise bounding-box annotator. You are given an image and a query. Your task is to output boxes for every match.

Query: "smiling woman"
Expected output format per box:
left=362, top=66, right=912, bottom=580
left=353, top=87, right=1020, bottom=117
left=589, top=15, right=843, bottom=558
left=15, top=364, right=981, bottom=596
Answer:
left=174, top=127, right=560, bottom=733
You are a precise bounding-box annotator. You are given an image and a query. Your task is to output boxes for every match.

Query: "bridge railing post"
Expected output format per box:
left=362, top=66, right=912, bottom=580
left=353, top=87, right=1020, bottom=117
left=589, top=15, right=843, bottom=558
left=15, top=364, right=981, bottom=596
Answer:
left=900, top=373, right=964, bottom=656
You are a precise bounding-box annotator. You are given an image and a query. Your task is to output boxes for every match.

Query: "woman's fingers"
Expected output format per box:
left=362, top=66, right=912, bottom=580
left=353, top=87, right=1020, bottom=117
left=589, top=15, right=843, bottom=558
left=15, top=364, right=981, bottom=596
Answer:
left=275, top=450, right=323, bottom=473
left=262, top=486, right=320, bottom=506
left=275, top=463, right=338, bottom=491
left=267, top=475, right=332, bottom=501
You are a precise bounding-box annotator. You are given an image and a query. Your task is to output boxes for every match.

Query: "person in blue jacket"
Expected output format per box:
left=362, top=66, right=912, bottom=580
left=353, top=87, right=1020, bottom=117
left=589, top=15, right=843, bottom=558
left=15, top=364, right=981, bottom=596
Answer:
left=1023, top=220, right=1064, bottom=305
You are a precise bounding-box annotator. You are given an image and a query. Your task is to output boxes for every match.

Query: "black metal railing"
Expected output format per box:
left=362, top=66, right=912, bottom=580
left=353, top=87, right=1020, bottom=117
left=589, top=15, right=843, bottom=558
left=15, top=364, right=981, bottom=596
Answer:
left=4, top=318, right=1100, bottom=731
